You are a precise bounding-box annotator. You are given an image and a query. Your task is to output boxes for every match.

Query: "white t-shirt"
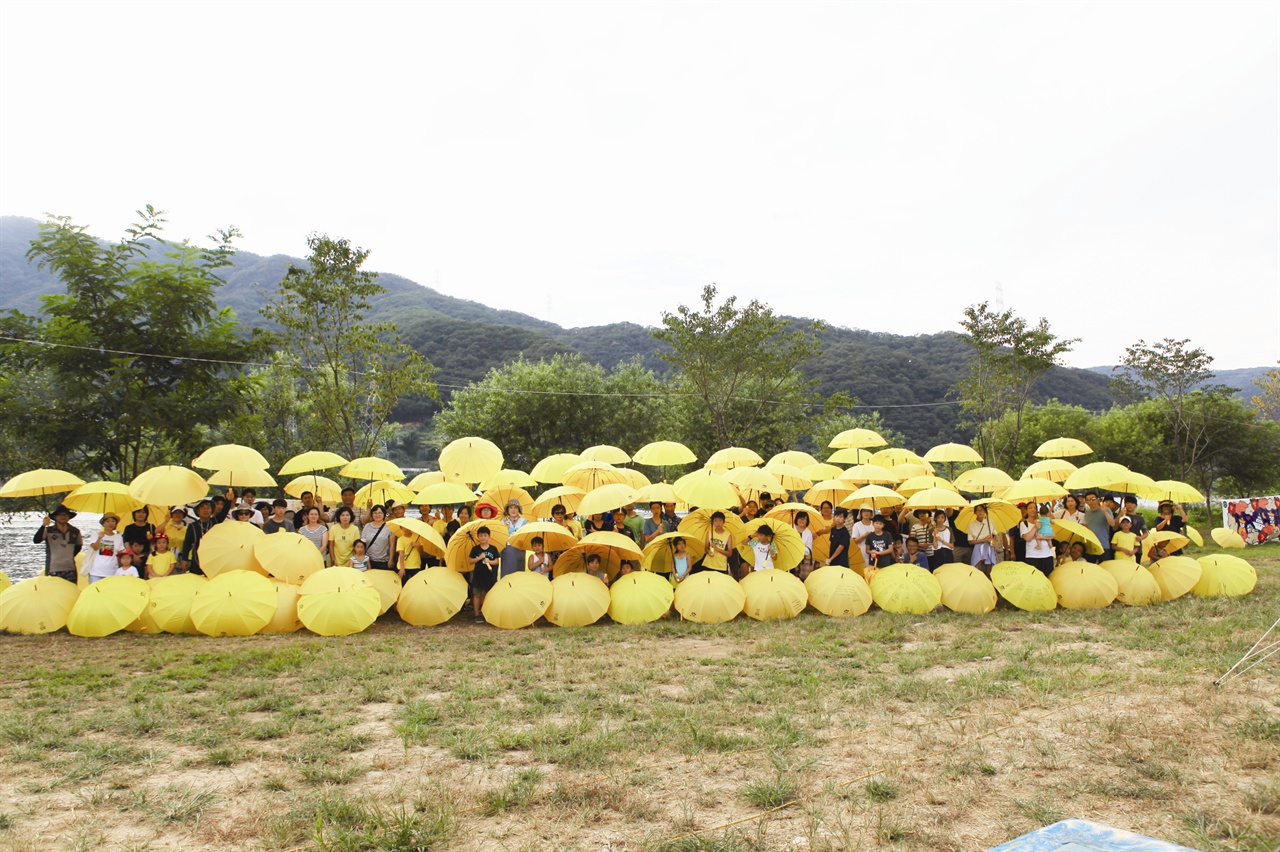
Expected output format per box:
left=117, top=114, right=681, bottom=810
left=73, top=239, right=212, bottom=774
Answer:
left=851, top=521, right=876, bottom=565
left=89, top=532, right=126, bottom=577
left=751, top=540, right=776, bottom=571
left=1020, top=521, right=1053, bottom=559
left=796, top=526, right=813, bottom=557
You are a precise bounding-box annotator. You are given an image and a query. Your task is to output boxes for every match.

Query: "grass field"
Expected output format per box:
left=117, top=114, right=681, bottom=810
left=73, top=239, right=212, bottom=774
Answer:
left=1, top=544, right=1278, bottom=852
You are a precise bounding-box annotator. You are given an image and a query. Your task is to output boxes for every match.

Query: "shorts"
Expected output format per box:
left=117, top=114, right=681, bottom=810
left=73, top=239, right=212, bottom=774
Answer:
left=48, top=570, right=77, bottom=584
left=470, top=564, right=497, bottom=594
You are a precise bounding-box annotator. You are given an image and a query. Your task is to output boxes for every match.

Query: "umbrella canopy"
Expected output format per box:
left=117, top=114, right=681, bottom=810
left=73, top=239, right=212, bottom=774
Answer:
left=829, top=428, right=887, bottom=449
left=998, top=479, right=1069, bottom=505
left=0, top=571, right=8, bottom=594
left=803, top=565, right=872, bottom=617
left=64, top=481, right=144, bottom=517
left=364, top=570, right=402, bottom=615
left=397, top=567, right=470, bottom=626
left=704, top=447, right=764, bottom=470
left=1210, top=527, right=1246, bottom=549
left=838, top=464, right=902, bottom=486
left=577, top=483, right=640, bottom=518
left=145, top=573, right=207, bottom=634
left=768, top=450, right=819, bottom=469
left=1143, top=530, right=1191, bottom=559
left=722, top=466, right=785, bottom=501
left=1064, top=461, right=1135, bottom=493
left=622, top=469, right=652, bottom=493
left=632, top=441, right=697, bottom=467
left=530, top=453, right=583, bottom=484
left=296, top=569, right=381, bottom=636
left=1100, top=560, right=1162, bottom=606
left=1184, top=526, right=1204, bottom=547
left=673, top=469, right=739, bottom=509
left=934, top=563, right=998, bottom=614
left=553, top=532, right=643, bottom=581
left=803, top=479, right=856, bottom=508
left=923, top=443, right=983, bottom=464
left=482, top=571, right=553, bottom=628
left=259, top=581, right=303, bottom=634
left=1147, top=556, right=1202, bottom=601
left=198, top=521, right=266, bottom=578
left=386, top=518, right=448, bottom=560
left=736, top=518, right=806, bottom=571
left=478, top=469, right=538, bottom=490
left=763, top=463, right=812, bottom=492
left=278, top=450, right=348, bottom=476
left=841, top=484, right=906, bottom=512
left=129, top=465, right=209, bottom=507
left=641, top=530, right=707, bottom=573
left=871, top=448, right=926, bottom=468
left=339, top=457, right=405, bottom=482
left=740, top=569, right=808, bottom=621
left=904, top=488, right=969, bottom=511
left=1020, top=458, right=1078, bottom=482
left=190, top=571, right=277, bottom=636
left=1049, top=563, right=1119, bottom=609
left=206, top=469, right=277, bottom=489
left=530, top=486, right=587, bottom=518
left=354, top=480, right=417, bottom=508
left=406, top=471, right=445, bottom=491
left=506, top=521, right=579, bottom=553
left=897, top=475, right=957, bottom=497
left=439, top=437, right=504, bottom=485
left=1033, top=437, right=1093, bottom=458
left=953, top=467, right=1015, bottom=494
left=802, top=463, right=844, bottom=482
left=445, top=520, right=511, bottom=572
left=283, top=475, right=343, bottom=504
left=0, top=575, right=79, bottom=634
left=1050, top=518, right=1105, bottom=555
left=67, top=575, right=150, bottom=637
left=0, top=468, right=85, bottom=499
left=563, top=461, right=628, bottom=492
left=673, top=571, right=745, bottom=623
left=827, top=447, right=875, bottom=464
left=990, top=561, right=1057, bottom=611
left=580, top=444, right=631, bottom=465
left=869, top=564, right=942, bottom=614
left=635, top=482, right=680, bottom=505
left=678, top=509, right=747, bottom=545
left=254, top=532, right=326, bottom=585
left=546, top=573, right=611, bottom=626
left=414, top=481, right=477, bottom=506
left=1140, top=480, right=1205, bottom=503
left=765, top=502, right=831, bottom=534
left=1193, top=554, right=1257, bottom=597
left=608, top=571, right=675, bottom=624
left=956, top=499, right=1022, bottom=533
left=192, top=443, right=270, bottom=472
left=893, top=463, right=935, bottom=480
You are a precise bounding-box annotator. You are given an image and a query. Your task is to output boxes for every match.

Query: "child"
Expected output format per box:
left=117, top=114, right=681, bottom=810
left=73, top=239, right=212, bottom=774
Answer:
left=866, top=515, right=896, bottom=572
left=526, top=536, right=553, bottom=577
left=793, top=512, right=814, bottom=579
left=671, top=536, right=692, bottom=583
left=703, top=511, right=732, bottom=573
left=751, top=524, right=777, bottom=572
left=1038, top=503, right=1054, bottom=539
left=114, top=550, right=140, bottom=578
left=350, top=539, right=370, bottom=571
left=147, top=534, right=177, bottom=578
left=903, top=538, right=930, bottom=569
left=1111, top=516, right=1138, bottom=562
left=468, top=526, right=500, bottom=623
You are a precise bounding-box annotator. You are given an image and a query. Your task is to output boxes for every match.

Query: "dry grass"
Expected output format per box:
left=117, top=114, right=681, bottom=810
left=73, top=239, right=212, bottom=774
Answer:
left=1, top=543, right=1278, bottom=851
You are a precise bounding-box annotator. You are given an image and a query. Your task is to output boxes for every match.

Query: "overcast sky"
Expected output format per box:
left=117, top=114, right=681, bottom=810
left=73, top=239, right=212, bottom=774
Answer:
left=2, top=0, right=1276, bottom=369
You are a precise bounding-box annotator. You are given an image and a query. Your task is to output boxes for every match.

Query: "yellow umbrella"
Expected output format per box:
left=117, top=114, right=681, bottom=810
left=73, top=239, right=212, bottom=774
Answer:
left=364, top=570, right=402, bottom=615
left=841, top=484, right=906, bottom=512
left=414, top=481, right=477, bottom=506
left=259, top=581, right=303, bottom=634
left=923, top=443, right=983, bottom=464
left=869, top=564, right=942, bottom=614
left=803, top=479, right=855, bottom=508
left=768, top=450, right=819, bottom=468
left=871, top=448, right=926, bottom=468
left=192, top=443, right=270, bottom=471
left=129, top=465, right=209, bottom=507
left=802, top=462, right=844, bottom=482
left=765, top=502, right=831, bottom=534
left=190, top=571, right=277, bottom=636
left=580, top=444, right=631, bottom=465
left=956, top=498, right=1022, bottom=533
left=563, top=461, right=628, bottom=492
left=1148, top=556, right=1202, bottom=601
left=838, top=464, right=901, bottom=485
left=1193, top=554, right=1256, bottom=597
left=1101, top=560, right=1162, bottom=606
left=608, top=571, right=675, bottom=624
left=64, top=481, right=145, bottom=516
left=144, top=573, right=207, bottom=634
left=545, top=573, right=611, bottom=626
left=296, top=568, right=381, bottom=635
left=482, top=571, right=553, bottom=628
left=897, top=475, right=957, bottom=497
left=445, top=519, right=510, bottom=572
left=1140, top=480, right=1205, bottom=503
left=553, top=532, right=643, bottom=581
left=0, top=468, right=85, bottom=499
left=0, top=571, right=8, bottom=594
left=406, top=470, right=445, bottom=491
left=354, top=480, right=417, bottom=507
left=736, top=518, right=806, bottom=571
left=67, top=575, right=150, bottom=637
left=740, top=569, right=808, bottom=621
left=953, top=467, right=1015, bottom=494
left=254, top=532, right=326, bottom=585
left=1049, top=563, right=1119, bottom=609
left=636, top=482, right=680, bottom=505
left=827, top=447, right=875, bottom=464
left=894, top=463, right=936, bottom=480
left=126, top=579, right=166, bottom=635
left=278, top=450, right=348, bottom=476
left=990, top=561, right=1057, bottom=611
left=934, top=563, right=998, bottom=614
left=723, top=466, right=785, bottom=500
left=478, top=469, right=538, bottom=490
left=904, top=488, right=969, bottom=511
left=439, top=436, right=504, bottom=485
left=998, top=479, right=1069, bottom=505
left=1064, top=461, right=1134, bottom=493
left=619, top=468, right=651, bottom=490
left=206, top=469, right=277, bottom=489
left=1033, top=437, right=1093, bottom=458
left=530, top=486, right=587, bottom=518
left=1184, top=526, right=1204, bottom=547
left=1020, top=458, right=1078, bottom=482
left=673, top=571, right=745, bottom=623
left=386, top=518, right=448, bottom=560
left=673, top=469, right=739, bottom=509
left=530, top=453, right=583, bottom=484
left=641, top=530, right=707, bottom=573
left=803, top=565, right=872, bottom=617
left=283, top=475, right=343, bottom=504
left=397, top=566, right=469, bottom=626
left=576, top=483, right=640, bottom=518
left=339, top=457, right=405, bottom=482
left=507, top=521, right=579, bottom=553
left=829, top=428, right=887, bottom=449
left=1210, top=527, right=1246, bottom=549
left=1143, top=530, right=1190, bottom=560
left=632, top=441, right=697, bottom=467
left=763, top=463, right=812, bottom=492
left=704, top=447, right=764, bottom=470
left=0, top=575, right=79, bottom=634
left=198, top=521, right=266, bottom=578
left=1050, top=518, right=1104, bottom=555
left=678, top=509, right=746, bottom=546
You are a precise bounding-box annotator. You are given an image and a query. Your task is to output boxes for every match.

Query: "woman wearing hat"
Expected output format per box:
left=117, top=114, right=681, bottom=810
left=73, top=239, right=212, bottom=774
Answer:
left=34, top=505, right=83, bottom=582
left=499, top=498, right=527, bottom=578
left=87, top=513, right=126, bottom=584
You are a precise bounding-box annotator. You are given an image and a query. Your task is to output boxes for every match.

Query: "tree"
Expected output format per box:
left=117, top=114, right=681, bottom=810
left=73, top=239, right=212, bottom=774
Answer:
left=261, top=235, right=436, bottom=459
left=0, top=206, right=268, bottom=479
left=955, top=303, right=1078, bottom=471
left=1251, top=362, right=1280, bottom=423
left=650, top=285, right=824, bottom=455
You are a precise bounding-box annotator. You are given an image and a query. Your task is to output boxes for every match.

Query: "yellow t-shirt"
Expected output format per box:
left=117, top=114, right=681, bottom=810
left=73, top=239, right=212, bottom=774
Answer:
left=329, top=523, right=361, bottom=567
left=163, top=523, right=187, bottom=556
left=1111, top=530, right=1137, bottom=561
left=704, top=529, right=731, bottom=571
left=148, top=551, right=178, bottom=577
left=397, top=536, right=421, bottom=570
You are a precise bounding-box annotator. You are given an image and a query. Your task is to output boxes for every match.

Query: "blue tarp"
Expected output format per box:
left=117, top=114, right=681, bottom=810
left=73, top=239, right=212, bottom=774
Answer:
left=988, top=818, right=1199, bottom=851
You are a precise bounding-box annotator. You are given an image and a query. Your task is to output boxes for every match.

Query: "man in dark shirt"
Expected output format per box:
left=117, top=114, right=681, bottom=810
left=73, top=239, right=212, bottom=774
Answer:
left=34, top=505, right=83, bottom=582
left=263, top=499, right=293, bottom=534
left=180, top=498, right=229, bottom=574
left=827, top=507, right=850, bottom=568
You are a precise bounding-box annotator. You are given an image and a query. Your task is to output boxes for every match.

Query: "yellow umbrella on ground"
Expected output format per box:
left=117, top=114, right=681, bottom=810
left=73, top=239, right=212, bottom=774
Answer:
left=740, top=569, right=808, bottom=621
left=737, top=518, right=806, bottom=571
left=129, top=465, right=209, bottom=507
left=1049, top=563, right=1119, bottom=609
left=206, top=469, right=277, bottom=489
left=64, top=481, right=144, bottom=516
left=190, top=571, right=277, bottom=636
left=553, top=532, right=643, bottom=581
left=67, top=575, right=150, bottom=637
left=339, top=457, right=405, bottom=482
left=704, top=447, right=764, bottom=470
left=608, top=571, right=675, bottom=624
left=254, top=532, right=326, bottom=585
left=990, top=561, right=1057, bottom=611
left=144, top=573, right=207, bottom=634
left=283, top=475, right=343, bottom=504
left=1143, top=530, right=1191, bottom=560
left=1140, top=480, right=1205, bottom=504
left=869, top=565, right=942, bottom=614
left=841, top=484, right=906, bottom=512
left=259, top=581, right=303, bottom=633
left=641, top=531, right=707, bottom=573
left=674, top=571, right=745, bottom=623
left=838, top=464, right=901, bottom=485
left=478, top=469, right=538, bottom=491
left=923, top=443, right=983, bottom=464
left=397, top=567, right=469, bottom=626
left=1148, top=556, right=1201, bottom=601
left=406, top=470, right=445, bottom=491
left=829, top=428, right=887, bottom=449
left=530, top=486, right=587, bottom=518
left=530, top=453, right=583, bottom=484
left=580, top=444, right=631, bottom=465
left=804, top=565, right=872, bottom=617
left=198, top=521, right=266, bottom=578
left=482, top=571, right=553, bottom=628
left=1193, top=554, right=1257, bottom=597
left=1184, top=526, right=1204, bottom=547
left=562, top=461, right=628, bottom=492
left=414, top=481, right=477, bottom=506
left=804, top=480, right=856, bottom=508
left=955, top=499, right=1022, bottom=533
left=1050, top=518, right=1104, bottom=555
left=1020, top=458, right=1077, bottom=482
left=763, top=463, right=812, bottom=492
left=546, top=573, right=611, bottom=626
left=828, top=448, right=875, bottom=464
left=278, top=451, right=348, bottom=477
left=897, top=476, right=957, bottom=497
left=765, top=502, right=831, bottom=534
left=297, top=568, right=381, bottom=635
left=677, top=509, right=746, bottom=547
left=444, top=519, right=510, bottom=572
left=0, top=571, right=8, bottom=593
left=636, top=482, right=680, bottom=505
left=439, top=437, right=504, bottom=485
left=904, top=488, right=970, bottom=512
left=193, top=443, right=270, bottom=472
left=0, top=468, right=85, bottom=500
left=386, top=518, right=448, bottom=560
left=364, top=570, right=402, bottom=615
left=1100, top=561, right=1162, bottom=606
left=506, top=521, right=579, bottom=553
left=354, top=480, right=417, bottom=507
left=1211, top=527, right=1246, bottom=549
left=1034, top=437, right=1093, bottom=458
left=998, top=479, right=1069, bottom=505
left=577, top=483, right=640, bottom=518
left=768, top=450, right=819, bottom=469
left=871, top=448, right=926, bottom=468
left=673, top=469, right=740, bottom=509
left=1064, top=461, right=1134, bottom=494
left=953, top=467, right=1015, bottom=495
left=934, top=563, right=998, bottom=614
left=632, top=441, right=697, bottom=467
left=802, top=463, right=844, bottom=482
left=0, top=575, right=79, bottom=634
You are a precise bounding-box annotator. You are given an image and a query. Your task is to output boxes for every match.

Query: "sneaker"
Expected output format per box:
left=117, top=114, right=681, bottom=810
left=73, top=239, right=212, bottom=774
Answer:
left=474, top=616, right=485, bottom=623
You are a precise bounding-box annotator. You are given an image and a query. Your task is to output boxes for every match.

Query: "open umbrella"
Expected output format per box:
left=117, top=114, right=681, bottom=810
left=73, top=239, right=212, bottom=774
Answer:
left=563, top=461, right=628, bottom=492
left=145, top=573, right=207, bottom=633
left=64, top=481, right=144, bottom=517
left=803, top=565, right=872, bottom=617
left=546, top=573, right=610, bottom=626
left=763, top=463, right=813, bottom=492
left=530, top=453, right=583, bottom=484
left=254, top=532, right=326, bottom=585
left=1020, top=458, right=1078, bottom=482
left=827, top=447, right=875, bottom=464
left=478, top=469, right=538, bottom=491
left=580, top=444, right=631, bottom=465
left=740, top=569, right=807, bottom=621
left=673, top=468, right=739, bottom=509
left=0, top=571, right=8, bottom=593
left=414, top=481, right=477, bottom=506
left=871, top=448, right=926, bottom=468
left=801, top=463, right=844, bottom=482
left=838, top=464, right=902, bottom=486
left=1064, top=461, right=1135, bottom=493
left=1143, top=530, right=1191, bottom=560
left=768, top=450, right=819, bottom=469
left=190, top=570, right=277, bottom=636
left=482, top=571, right=552, bottom=628
left=0, top=468, right=85, bottom=500
left=704, top=447, right=764, bottom=470
left=828, top=428, right=887, bottom=449
left=956, top=498, right=1022, bottom=533
left=1049, top=563, right=1119, bottom=609
left=506, top=521, right=579, bottom=553
left=904, top=488, right=969, bottom=512
left=530, top=486, right=587, bottom=518
left=406, top=470, right=445, bottom=491
left=354, top=480, right=417, bottom=508
left=641, top=530, right=707, bottom=574
left=722, top=466, right=786, bottom=503
left=1033, top=437, right=1093, bottom=458
left=897, top=476, right=958, bottom=497
left=924, top=442, right=983, bottom=465
left=259, top=581, right=303, bottom=634
left=553, top=532, right=643, bottom=581
left=1100, top=560, right=1162, bottom=606
left=129, top=465, right=209, bottom=507
left=0, top=575, right=79, bottom=634
left=1210, top=527, right=1246, bottom=549
left=297, top=568, right=381, bottom=635
left=1147, top=556, right=1201, bottom=601
left=193, top=443, right=270, bottom=472
left=736, top=518, right=806, bottom=571
left=765, top=502, right=831, bottom=534
left=386, top=518, right=448, bottom=560
left=893, top=463, right=935, bottom=480
left=636, top=482, right=681, bottom=505
left=803, top=479, right=856, bottom=509
left=1193, top=554, right=1256, bottom=597
left=364, top=570, right=402, bottom=615
left=953, top=467, right=1015, bottom=495
left=997, top=479, right=1068, bottom=505
left=198, top=520, right=266, bottom=578
left=632, top=441, right=697, bottom=467
left=1050, top=518, right=1104, bottom=555
left=673, top=571, right=745, bottom=623
left=678, top=508, right=747, bottom=543
left=869, top=565, right=942, bottom=614
left=283, top=475, right=343, bottom=505
left=934, top=563, right=998, bottom=614
left=445, top=519, right=510, bottom=572
left=207, top=469, right=277, bottom=489
left=67, top=575, right=150, bottom=637
left=1184, top=526, right=1204, bottom=547
left=278, top=450, right=348, bottom=477
left=576, top=483, right=639, bottom=518
left=339, top=457, right=405, bottom=482
left=841, top=484, right=906, bottom=512
left=1140, top=480, right=1205, bottom=503
left=398, top=566, right=469, bottom=626
left=439, top=437, right=504, bottom=485
left=608, top=571, right=675, bottom=624
left=990, top=561, right=1057, bottom=611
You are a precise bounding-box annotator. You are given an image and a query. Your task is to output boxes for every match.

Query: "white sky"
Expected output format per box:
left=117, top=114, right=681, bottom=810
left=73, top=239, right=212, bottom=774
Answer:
left=2, top=0, right=1276, bottom=369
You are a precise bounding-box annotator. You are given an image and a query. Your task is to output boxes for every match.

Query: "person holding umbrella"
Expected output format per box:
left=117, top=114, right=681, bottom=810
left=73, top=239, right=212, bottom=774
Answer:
left=500, top=499, right=527, bottom=578
left=34, top=504, right=82, bottom=583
